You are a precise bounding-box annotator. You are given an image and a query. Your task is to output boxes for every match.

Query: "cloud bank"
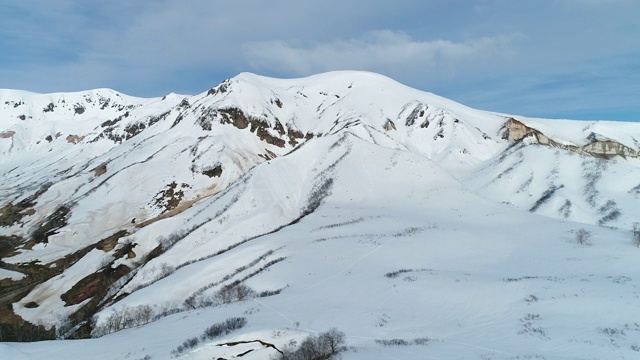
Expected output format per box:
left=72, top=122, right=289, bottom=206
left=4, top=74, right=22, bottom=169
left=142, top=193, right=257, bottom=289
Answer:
left=243, top=30, right=521, bottom=80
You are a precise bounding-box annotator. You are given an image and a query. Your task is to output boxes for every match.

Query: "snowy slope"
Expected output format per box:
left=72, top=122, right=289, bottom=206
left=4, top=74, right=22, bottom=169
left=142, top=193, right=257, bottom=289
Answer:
left=465, top=142, right=640, bottom=228
left=1, top=71, right=640, bottom=360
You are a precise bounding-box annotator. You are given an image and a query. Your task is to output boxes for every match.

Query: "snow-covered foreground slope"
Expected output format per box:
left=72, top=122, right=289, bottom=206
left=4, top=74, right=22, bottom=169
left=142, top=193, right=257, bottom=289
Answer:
left=1, top=71, right=640, bottom=359
left=3, top=133, right=640, bottom=360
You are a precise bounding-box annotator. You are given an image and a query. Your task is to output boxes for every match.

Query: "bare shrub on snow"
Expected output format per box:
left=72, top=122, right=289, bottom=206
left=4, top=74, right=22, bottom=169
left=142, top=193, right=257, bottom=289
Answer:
left=183, top=251, right=286, bottom=309
left=302, top=177, right=334, bottom=216
left=215, top=282, right=256, bottom=304
left=128, top=262, right=176, bottom=293
left=200, top=317, right=247, bottom=341
left=170, top=336, right=200, bottom=357
left=92, top=305, right=155, bottom=337
left=257, top=288, right=285, bottom=297
left=530, top=185, right=564, bottom=212
left=185, top=282, right=258, bottom=309
left=375, top=337, right=433, bottom=346
left=171, top=317, right=247, bottom=357
left=575, top=229, right=592, bottom=246
left=273, top=328, right=346, bottom=360
left=518, top=313, right=548, bottom=339
left=384, top=268, right=435, bottom=279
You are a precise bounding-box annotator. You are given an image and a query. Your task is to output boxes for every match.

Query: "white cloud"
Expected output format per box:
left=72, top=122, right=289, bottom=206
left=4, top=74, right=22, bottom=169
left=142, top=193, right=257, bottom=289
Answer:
left=243, top=30, right=522, bottom=80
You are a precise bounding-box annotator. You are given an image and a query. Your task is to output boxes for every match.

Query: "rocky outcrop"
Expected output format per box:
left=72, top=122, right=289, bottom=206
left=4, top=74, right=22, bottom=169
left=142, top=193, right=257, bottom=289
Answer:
left=202, top=164, right=223, bottom=178
left=582, top=138, right=639, bottom=158
left=286, top=125, right=305, bottom=146
left=93, top=162, right=108, bottom=176
left=383, top=119, right=396, bottom=131
left=92, top=110, right=169, bottom=144
left=60, top=264, right=130, bottom=306
left=0, top=130, right=15, bottom=139
left=66, top=134, right=85, bottom=144
left=153, top=182, right=189, bottom=214
left=504, top=118, right=638, bottom=159
left=216, top=107, right=287, bottom=148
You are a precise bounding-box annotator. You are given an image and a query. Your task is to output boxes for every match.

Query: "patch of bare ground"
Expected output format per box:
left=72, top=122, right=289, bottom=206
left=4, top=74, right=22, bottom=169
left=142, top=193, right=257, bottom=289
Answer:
left=153, top=182, right=190, bottom=213
left=96, top=230, right=129, bottom=252
left=24, top=206, right=71, bottom=248
left=202, top=164, right=223, bottom=178
left=61, top=264, right=131, bottom=306
left=137, top=186, right=220, bottom=228
left=0, top=235, right=22, bottom=258
left=65, top=134, right=85, bottom=144
left=0, top=306, right=55, bottom=341
left=0, top=130, right=16, bottom=138
left=0, top=185, right=50, bottom=227
left=92, top=161, right=109, bottom=176
left=0, top=230, right=133, bottom=340
left=217, top=107, right=287, bottom=147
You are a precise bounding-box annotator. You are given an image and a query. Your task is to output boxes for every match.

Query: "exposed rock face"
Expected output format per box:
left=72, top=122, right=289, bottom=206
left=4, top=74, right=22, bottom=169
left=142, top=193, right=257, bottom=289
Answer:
left=93, top=162, right=108, bottom=176
left=582, top=139, right=638, bottom=158
left=60, top=265, right=130, bottom=306
left=202, top=164, right=223, bottom=178
left=383, top=119, right=396, bottom=131
left=504, top=118, right=639, bottom=159
left=66, top=134, right=85, bottom=144
left=405, top=104, right=427, bottom=127
left=217, top=107, right=287, bottom=147
left=504, top=119, right=530, bottom=142
left=0, top=130, right=16, bottom=139
left=153, top=181, right=189, bottom=213
left=29, top=206, right=70, bottom=245
left=286, top=125, right=305, bottom=146
left=92, top=110, right=168, bottom=144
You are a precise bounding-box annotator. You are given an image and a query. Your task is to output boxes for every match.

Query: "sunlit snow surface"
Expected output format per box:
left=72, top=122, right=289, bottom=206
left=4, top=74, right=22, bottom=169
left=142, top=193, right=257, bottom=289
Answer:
left=1, top=72, right=640, bottom=359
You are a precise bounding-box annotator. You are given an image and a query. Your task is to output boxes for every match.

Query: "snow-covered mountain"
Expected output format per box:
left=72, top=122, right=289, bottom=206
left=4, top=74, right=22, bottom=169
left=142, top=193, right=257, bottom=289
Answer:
left=1, top=71, right=640, bottom=359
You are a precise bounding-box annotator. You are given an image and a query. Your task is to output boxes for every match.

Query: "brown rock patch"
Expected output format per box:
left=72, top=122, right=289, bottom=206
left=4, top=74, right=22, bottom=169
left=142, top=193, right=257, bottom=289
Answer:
left=0, top=130, right=15, bottom=139
left=66, top=134, right=85, bottom=144
left=93, top=162, right=108, bottom=176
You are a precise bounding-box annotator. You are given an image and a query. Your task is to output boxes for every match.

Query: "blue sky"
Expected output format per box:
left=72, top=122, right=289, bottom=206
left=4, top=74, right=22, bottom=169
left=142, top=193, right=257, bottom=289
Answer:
left=1, top=0, right=638, bottom=121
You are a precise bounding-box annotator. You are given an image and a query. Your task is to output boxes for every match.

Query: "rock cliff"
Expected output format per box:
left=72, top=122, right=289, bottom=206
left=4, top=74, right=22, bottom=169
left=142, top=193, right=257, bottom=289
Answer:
left=504, top=118, right=639, bottom=159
